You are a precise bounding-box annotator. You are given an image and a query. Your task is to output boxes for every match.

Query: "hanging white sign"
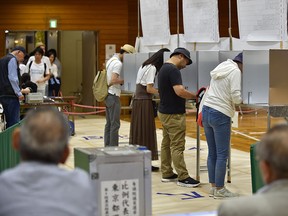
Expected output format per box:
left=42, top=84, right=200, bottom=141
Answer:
left=140, top=0, right=171, bottom=45
left=183, top=0, right=219, bottom=43
left=237, top=0, right=287, bottom=41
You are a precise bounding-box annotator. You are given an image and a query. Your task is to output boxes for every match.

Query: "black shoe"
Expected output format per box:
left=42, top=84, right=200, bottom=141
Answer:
left=161, top=173, right=178, bottom=182
left=152, top=166, right=159, bottom=172
left=177, top=177, right=200, bottom=188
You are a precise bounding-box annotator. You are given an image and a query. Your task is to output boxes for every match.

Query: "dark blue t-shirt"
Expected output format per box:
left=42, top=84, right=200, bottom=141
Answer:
left=158, top=63, right=186, bottom=114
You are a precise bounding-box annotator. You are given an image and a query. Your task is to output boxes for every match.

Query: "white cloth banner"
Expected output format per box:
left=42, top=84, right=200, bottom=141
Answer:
left=237, top=0, right=287, bottom=41
left=183, top=0, right=219, bottom=43
left=140, top=0, right=170, bottom=45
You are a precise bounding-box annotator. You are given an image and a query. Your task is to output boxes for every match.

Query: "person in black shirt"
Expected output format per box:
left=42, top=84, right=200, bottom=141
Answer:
left=158, top=47, right=200, bottom=188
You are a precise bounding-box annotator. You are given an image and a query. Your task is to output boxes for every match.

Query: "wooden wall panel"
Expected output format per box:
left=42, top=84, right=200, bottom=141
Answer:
left=0, top=0, right=133, bottom=67
left=0, top=0, right=239, bottom=63
left=218, top=0, right=239, bottom=38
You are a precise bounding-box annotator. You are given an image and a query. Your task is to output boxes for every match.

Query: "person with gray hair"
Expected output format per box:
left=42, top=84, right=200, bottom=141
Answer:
left=218, top=124, right=288, bottom=216
left=0, top=107, right=97, bottom=216
left=0, top=46, right=26, bottom=128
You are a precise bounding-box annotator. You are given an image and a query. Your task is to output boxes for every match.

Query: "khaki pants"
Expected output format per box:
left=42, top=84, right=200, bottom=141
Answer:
left=158, top=112, right=189, bottom=180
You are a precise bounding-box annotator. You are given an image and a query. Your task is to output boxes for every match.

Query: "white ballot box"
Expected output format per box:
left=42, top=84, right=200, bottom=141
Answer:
left=74, top=145, right=152, bottom=216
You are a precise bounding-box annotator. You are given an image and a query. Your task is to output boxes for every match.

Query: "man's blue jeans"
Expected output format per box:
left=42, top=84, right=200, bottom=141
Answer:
left=104, top=94, right=120, bottom=146
left=0, top=96, right=20, bottom=129
left=202, top=105, right=231, bottom=187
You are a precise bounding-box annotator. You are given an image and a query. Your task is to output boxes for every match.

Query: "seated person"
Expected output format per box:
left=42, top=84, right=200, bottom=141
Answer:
left=0, top=107, right=97, bottom=216
left=20, top=73, right=37, bottom=95
left=218, top=124, right=288, bottom=216
left=20, top=73, right=38, bottom=119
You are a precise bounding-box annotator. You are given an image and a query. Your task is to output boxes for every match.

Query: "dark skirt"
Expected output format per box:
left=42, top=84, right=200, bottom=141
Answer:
left=129, top=99, right=158, bottom=160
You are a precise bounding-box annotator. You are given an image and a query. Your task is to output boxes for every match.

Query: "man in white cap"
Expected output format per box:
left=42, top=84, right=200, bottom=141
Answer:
left=104, top=44, right=136, bottom=146
left=0, top=46, right=26, bottom=128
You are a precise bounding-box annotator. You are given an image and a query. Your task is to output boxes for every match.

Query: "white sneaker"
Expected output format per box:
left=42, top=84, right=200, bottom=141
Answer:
left=209, top=187, right=216, bottom=197
left=214, top=187, right=239, bottom=199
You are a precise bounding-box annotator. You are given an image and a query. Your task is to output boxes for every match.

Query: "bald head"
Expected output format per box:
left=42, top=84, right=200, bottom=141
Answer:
left=19, top=107, right=70, bottom=163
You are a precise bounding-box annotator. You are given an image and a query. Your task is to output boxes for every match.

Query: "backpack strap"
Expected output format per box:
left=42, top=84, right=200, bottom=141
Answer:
left=106, top=58, right=116, bottom=71
left=43, top=63, right=47, bottom=77
left=29, top=61, right=48, bottom=78
left=106, top=58, right=117, bottom=87
left=28, top=61, right=33, bottom=74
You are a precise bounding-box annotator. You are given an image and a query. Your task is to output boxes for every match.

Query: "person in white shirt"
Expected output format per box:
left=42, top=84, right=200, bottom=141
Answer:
left=25, top=47, right=50, bottom=96
left=19, top=54, right=29, bottom=76
left=129, top=48, right=170, bottom=172
left=202, top=52, right=243, bottom=199
left=47, top=48, right=62, bottom=94
left=104, top=44, right=135, bottom=147
left=26, top=42, right=51, bottom=96
left=47, top=50, right=60, bottom=96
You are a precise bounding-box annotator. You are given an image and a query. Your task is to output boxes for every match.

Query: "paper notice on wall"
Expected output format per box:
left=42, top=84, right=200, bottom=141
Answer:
left=237, top=0, right=287, bottom=41
left=183, top=0, right=219, bottom=43
left=105, top=44, right=116, bottom=60
left=140, top=0, right=170, bottom=45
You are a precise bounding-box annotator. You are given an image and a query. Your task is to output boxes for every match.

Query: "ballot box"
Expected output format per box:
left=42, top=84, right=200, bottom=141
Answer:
left=250, top=143, right=264, bottom=193
left=74, top=145, right=151, bottom=216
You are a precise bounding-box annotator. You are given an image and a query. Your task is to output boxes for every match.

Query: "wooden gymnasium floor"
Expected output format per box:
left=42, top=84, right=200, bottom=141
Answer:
left=64, top=108, right=286, bottom=216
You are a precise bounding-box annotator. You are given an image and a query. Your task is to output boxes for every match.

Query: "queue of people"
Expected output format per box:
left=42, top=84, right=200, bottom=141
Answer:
left=105, top=46, right=243, bottom=191
left=103, top=46, right=288, bottom=215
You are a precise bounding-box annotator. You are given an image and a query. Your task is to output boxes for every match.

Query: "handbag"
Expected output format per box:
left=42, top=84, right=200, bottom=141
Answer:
left=196, top=86, right=209, bottom=127
left=152, top=100, right=158, bottom=118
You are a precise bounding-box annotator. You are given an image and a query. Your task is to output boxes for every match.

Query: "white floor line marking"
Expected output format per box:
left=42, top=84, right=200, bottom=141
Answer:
left=249, top=132, right=265, bottom=135
left=232, top=129, right=260, bottom=142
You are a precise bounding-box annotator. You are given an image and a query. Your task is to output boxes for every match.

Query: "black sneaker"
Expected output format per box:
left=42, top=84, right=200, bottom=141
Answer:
left=152, top=166, right=159, bottom=172
left=177, top=177, right=200, bottom=188
left=161, top=173, right=178, bottom=182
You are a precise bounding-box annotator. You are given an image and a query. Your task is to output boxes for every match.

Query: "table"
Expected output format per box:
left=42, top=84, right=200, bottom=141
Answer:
left=20, top=100, right=75, bottom=134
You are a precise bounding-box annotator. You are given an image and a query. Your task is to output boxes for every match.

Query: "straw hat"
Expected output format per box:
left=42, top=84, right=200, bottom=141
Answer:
left=121, top=44, right=136, bottom=54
